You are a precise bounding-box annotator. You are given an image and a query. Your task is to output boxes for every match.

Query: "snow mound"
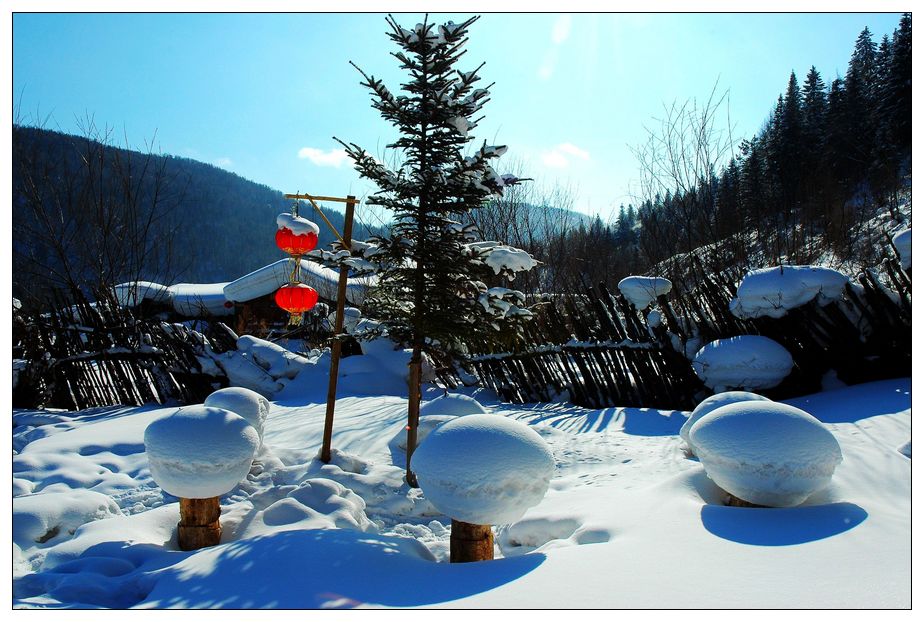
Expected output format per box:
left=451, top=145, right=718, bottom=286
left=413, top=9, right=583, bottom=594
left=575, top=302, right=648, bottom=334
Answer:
left=144, top=406, right=259, bottom=499
left=257, top=478, right=376, bottom=533
left=892, top=228, right=911, bottom=270
left=420, top=394, right=488, bottom=417
left=692, top=335, right=793, bottom=392
left=680, top=391, right=771, bottom=454
left=13, top=490, right=123, bottom=548
left=276, top=212, right=320, bottom=236
left=237, top=335, right=310, bottom=380
left=210, top=350, right=285, bottom=397
left=411, top=414, right=554, bottom=525
left=617, top=276, right=672, bottom=310
left=204, top=387, right=271, bottom=442
left=689, top=401, right=843, bottom=507
left=389, top=415, right=456, bottom=453
left=729, top=265, right=849, bottom=319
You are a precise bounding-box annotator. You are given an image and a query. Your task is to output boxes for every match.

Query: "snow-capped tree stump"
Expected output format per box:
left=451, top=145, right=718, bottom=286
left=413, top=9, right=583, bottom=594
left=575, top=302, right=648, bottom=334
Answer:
left=724, top=494, right=765, bottom=509
left=689, top=401, right=842, bottom=508
left=411, top=414, right=554, bottom=564
left=144, top=405, right=259, bottom=552
left=450, top=519, right=494, bottom=563
left=178, top=497, right=222, bottom=550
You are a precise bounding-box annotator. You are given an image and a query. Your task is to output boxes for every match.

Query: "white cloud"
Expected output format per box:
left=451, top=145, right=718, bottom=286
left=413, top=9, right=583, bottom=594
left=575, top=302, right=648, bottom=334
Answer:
left=298, top=147, right=349, bottom=168
left=552, top=15, right=572, bottom=45
left=541, top=150, right=569, bottom=169
left=540, top=143, right=591, bottom=169
left=557, top=143, right=590, bottom=161
left=538, top=15, right=573, bottom=80
left=212, top=157, right=233, bottom=169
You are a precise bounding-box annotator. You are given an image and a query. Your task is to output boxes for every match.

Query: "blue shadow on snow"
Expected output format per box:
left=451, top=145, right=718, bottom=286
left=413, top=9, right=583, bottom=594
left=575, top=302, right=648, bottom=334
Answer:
left=700, top=502, right=868, bottom=546
left=783, top=378, right=910, bottom=424
left=139, top=529, right=546, bottom=609
left=620, top=408, right=688, bottom=436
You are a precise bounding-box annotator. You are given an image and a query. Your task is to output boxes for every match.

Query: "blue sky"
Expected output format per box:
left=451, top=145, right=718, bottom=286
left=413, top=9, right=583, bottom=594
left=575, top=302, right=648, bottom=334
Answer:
left=12, top=12, right=904, bottom=221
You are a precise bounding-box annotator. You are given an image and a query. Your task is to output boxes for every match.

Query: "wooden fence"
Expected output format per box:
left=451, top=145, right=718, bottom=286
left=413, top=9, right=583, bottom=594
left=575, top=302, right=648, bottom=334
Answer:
left=462, top=257, right=911, bottom=410
left=14, top=289, right=231, bottom=411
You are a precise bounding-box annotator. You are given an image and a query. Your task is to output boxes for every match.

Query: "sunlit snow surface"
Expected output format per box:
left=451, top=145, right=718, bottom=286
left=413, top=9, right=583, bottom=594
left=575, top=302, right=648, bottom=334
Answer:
left=11, top=368, right=910, bottom=608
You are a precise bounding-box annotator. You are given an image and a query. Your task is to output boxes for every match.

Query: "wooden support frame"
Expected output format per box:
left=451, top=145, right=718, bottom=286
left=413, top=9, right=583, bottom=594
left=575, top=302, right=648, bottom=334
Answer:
left=283, top=192, right=358, bottom=464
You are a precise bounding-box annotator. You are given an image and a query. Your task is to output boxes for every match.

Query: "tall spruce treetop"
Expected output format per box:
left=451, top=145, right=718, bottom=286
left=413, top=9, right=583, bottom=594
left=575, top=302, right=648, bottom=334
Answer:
left=336, top=15, right=535, bottom=355
left=335, top=15, right=536, bottom=485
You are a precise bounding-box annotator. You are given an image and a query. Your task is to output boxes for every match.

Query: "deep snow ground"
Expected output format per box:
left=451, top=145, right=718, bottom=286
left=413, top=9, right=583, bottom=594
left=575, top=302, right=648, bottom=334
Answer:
left=10, top=375, right=911, bottom=609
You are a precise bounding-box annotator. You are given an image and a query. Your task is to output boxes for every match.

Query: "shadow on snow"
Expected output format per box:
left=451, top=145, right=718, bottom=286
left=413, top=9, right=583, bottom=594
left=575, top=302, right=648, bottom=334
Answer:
left=139, top=529, right=545, bottom=609
left=700, top=502, right=868, bottom=546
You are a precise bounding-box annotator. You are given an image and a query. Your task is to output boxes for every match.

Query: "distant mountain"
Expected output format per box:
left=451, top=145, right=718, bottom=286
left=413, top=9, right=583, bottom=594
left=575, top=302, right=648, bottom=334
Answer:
left=12, top=126, right=383, bottom=303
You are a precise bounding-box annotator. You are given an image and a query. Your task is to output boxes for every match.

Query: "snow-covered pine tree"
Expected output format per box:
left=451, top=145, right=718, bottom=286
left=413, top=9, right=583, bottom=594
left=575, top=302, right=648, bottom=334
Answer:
left=335, top=15, right=537, bottom=486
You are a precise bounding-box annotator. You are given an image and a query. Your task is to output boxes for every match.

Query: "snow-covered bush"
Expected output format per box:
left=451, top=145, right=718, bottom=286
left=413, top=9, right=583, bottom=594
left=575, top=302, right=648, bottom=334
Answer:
left=420, top=394, right=488, bottom=417
left=237, top=335, right=310, bottom=380
left=617, top=276, right=672, bottom=310
left=209, top=351, right=285, bottom=397
left=679, top=391, right=770, bottom=455
left=390, top=395, right=488, bottom=452
left=144, top=406, right=259, bottom=499
left=692, top=335, right=793, bottom=392
left=411, top=414, right=554, bottom=525
left=689, top=401, right=842, bottom=507
left=729, top=266, right=849, bottom=319
left=892, top=228, right=911, bottom=270
left=203, top=387, right=271, bottom=443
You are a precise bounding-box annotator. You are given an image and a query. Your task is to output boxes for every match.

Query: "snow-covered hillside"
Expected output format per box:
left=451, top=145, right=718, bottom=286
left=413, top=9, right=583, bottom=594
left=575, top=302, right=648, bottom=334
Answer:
left=11, top=353, right=910, bottom=608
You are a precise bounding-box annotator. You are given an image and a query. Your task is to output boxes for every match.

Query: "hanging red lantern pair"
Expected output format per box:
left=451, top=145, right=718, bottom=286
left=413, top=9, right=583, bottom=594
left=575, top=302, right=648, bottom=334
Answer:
left=275, top=211, right=320, bottom=323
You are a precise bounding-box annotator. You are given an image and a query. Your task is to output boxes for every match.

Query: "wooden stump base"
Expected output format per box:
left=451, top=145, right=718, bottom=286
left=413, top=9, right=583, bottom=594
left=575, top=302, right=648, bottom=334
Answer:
left=450, top=519, right=494, bottom=563
left=724, top=493, right=767, bottom=508
left=178, top=497, right=222, bottom=551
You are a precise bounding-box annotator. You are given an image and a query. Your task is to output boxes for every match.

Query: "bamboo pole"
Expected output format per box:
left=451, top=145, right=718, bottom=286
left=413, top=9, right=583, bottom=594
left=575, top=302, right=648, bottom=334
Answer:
left=319, top=196, right=357, bottom=464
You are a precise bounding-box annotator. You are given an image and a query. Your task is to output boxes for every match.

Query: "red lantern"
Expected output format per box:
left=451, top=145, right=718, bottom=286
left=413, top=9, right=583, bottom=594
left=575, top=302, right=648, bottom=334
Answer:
left=275, top=227, right=318, bottom=256
left=275, top=283, right=318, bottom=321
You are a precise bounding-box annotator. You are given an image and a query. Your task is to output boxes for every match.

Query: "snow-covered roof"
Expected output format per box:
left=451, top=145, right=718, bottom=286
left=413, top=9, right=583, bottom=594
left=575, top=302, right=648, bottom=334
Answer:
left=223, top=258, right=375, bottom=306
left=112, top=258, right=376, bottom=317
left=113, top=280, right=232, bottom=317
left=113, top=281, right=171, bottom=307
left=169, top=282, right=232, bottom=317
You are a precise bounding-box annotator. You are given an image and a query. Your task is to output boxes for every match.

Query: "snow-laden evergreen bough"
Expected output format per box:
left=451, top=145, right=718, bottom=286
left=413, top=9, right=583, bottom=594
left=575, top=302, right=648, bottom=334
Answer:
left=333, top=15, right=538, bottom=485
